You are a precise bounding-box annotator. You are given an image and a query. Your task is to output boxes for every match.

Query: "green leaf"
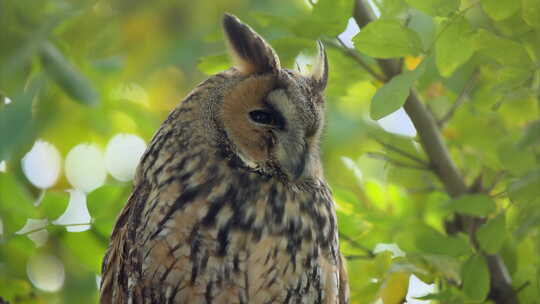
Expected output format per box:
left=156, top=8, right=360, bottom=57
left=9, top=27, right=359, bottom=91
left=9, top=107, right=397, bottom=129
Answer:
left=416, top=230, right=471, bottom=257
left=522, top=0, right=540, bottom=28
left=508, top=170, right=540, bottom=204
left=473, top=29, right=532, bottom=66
left=405, top=0, right=459, bottom=16
left=497, top=139, right=536, bottom=175
left=481, top=0, right=521, bottom=21
left=0, top=87, right=35, bottom=161
left=40, top=41, right=99, bottom=106
left=519, top=119, right=540, bottom=148
left=64, top=231, right=107, bottom=273
left=370, top=60, right=426, bottom=119
left=354, top=20, right=423, bottom=58
left=435, top=17, right=476, bottom=77
left=376, top=0, right=409, bottom=19
left=461, top=254, right=490, bottom=301
left=39, top=191, right=69, bottom=220
left=197, top=53, right=230, bottom=75
left=476, top=214, right=506, bottom=254
left=311, top=0, right=353, bottom=37
left=448, top=194, right=496, bottom=217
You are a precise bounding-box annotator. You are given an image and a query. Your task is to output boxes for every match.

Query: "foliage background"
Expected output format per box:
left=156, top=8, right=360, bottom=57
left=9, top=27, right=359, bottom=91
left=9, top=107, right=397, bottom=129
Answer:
left=1, top=0, right=539, bottom=303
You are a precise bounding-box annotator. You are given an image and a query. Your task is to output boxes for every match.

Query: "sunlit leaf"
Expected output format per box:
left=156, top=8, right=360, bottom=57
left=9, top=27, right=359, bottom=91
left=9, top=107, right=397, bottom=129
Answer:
left=435, top=16, right=476, bottom=77
left=354, top=20, right=423, bottom=58
left=311, top=0, right=353, bottom=37
left=481, top=0, right=521, bottom=21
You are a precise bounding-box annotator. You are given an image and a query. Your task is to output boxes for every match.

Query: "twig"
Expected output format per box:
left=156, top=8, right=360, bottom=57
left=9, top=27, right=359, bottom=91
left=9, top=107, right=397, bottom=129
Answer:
left=344, top=254, right=373, bottom=260
left=438, top=70, right=480, bottom=127
left=1, top=222, right=94, bottom=244
left=513, top=281, right=530, bottom=295
left=339, top=232, right=375, bottom=258
left=324, top=38, right=387, bottom=82
left=372, top=137, right=430, bottom=166
left=365, top=152, right=430, bottom=170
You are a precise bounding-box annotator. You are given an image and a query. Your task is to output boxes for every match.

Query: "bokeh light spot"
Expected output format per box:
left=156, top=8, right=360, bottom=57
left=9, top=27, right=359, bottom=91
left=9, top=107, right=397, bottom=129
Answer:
left=21, top=140, right=62, bottom=189
left=65, top=144, right=107, bottom=192
left=27, top=253, right=65, bottom=292
left=105, top=134, right=146, bottom=182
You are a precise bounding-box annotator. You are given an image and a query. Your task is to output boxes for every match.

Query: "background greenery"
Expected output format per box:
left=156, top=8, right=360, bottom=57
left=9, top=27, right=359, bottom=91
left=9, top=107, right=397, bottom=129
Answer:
left=1, top=0, right=539, bottom=303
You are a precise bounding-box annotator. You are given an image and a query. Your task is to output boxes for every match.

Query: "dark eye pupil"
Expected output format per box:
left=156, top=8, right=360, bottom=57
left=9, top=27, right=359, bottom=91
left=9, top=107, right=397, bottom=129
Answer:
left=249, top=110, right=275, bottom=125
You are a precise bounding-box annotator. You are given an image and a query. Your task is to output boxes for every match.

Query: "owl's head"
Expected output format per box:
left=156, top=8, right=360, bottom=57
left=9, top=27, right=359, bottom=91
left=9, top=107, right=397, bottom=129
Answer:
left=211, top=14, right=328, bottom=183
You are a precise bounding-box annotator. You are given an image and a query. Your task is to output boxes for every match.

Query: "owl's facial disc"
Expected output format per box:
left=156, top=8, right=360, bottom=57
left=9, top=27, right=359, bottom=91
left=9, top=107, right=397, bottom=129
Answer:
left=220, top=14, right=328, bottom=182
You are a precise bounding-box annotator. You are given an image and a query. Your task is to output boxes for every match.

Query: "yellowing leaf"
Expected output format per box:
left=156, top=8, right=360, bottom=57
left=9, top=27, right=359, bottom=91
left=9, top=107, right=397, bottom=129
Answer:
left=378, top=272, right=410, bottom=304
left=404, top=56, right=422, bottom=70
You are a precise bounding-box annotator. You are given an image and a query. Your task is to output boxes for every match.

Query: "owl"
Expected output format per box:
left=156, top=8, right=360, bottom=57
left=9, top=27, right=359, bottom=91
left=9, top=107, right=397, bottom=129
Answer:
left=100, top=14, right=349, bottom=304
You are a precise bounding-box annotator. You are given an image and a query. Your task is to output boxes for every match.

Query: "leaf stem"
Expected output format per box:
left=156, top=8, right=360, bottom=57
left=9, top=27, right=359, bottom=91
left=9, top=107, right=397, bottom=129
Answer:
left=438, top=70, right=479, bottom=127
left=324, top=38, right=387, bottom=82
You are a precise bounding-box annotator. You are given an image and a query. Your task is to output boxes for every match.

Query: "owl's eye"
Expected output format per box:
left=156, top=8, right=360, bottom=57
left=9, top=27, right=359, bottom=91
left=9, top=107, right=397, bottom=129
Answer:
left=249, top=110, right=282, bottom=127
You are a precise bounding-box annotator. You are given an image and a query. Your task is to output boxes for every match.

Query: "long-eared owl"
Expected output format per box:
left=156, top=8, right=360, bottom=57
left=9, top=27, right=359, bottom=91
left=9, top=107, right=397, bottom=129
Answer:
left=100, top=14, right=349, bottom=304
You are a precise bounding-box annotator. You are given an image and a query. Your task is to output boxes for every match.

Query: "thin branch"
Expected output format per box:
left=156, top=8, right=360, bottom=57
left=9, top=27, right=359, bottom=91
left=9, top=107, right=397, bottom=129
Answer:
left=513, top=281, right=530, bottom=295
left=1, top=222, right=94, bottom=244
left=438, top=70, right=480, bottom=127
left=339, top=232, right=375, bottom=258
left=324, top=38, right=387, bottom=82
left=344, top=254, right=374, bottom=260
left=365, top=152, right=430, bottom=170
left=372, top=137, right=430, bottom=166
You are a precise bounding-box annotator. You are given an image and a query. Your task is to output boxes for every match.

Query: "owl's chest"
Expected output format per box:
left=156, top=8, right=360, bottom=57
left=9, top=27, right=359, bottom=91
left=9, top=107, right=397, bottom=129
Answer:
left=135, top=180, right=338, bottom=303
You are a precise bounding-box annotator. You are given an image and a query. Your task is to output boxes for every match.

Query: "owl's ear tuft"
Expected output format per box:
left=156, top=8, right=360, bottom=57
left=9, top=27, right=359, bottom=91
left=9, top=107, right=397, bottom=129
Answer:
left=223, top=14, right=281, bottom=75
left=309, top=41, right=328, bottom=91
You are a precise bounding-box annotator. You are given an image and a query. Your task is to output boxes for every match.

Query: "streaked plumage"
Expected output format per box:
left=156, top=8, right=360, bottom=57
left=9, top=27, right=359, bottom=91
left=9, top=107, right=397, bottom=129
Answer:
left=100, top=14, right=348, bottom=304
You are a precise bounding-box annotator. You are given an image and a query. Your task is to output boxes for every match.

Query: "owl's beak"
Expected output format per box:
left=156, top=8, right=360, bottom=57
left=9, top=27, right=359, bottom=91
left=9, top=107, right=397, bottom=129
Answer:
left=279, top=140, right=310, bottom=182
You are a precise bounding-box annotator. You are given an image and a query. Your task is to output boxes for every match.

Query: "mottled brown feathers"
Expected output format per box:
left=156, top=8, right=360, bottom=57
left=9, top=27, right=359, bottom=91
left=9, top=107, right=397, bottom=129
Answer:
left=100, top=14, right=348, bottom=304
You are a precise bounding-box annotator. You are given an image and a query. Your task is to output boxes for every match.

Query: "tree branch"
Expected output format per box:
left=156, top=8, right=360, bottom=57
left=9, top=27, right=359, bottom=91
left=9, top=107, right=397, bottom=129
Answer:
left=324, top=38, right=387, bottom=82
left=371, top=137, right=430, bottom=167
left=352, top=1, right=518, bottom=303
left=365, top=152, right=430, bottom=170
left=438, top=70, right=480, bottom=127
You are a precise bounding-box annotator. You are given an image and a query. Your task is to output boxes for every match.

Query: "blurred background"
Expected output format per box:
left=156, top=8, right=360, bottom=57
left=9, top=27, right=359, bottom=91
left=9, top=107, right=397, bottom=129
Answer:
left=1, top=0, right=539, bottom=303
